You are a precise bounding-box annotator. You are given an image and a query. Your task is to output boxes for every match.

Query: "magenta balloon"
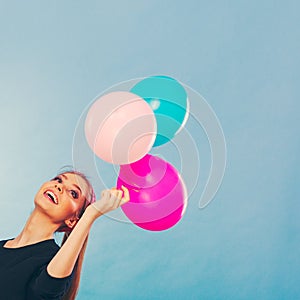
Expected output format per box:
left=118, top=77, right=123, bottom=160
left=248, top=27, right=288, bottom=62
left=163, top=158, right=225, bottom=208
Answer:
left=117, top=153, right=168, bottom=189
left=117, top=154, right=187, bottom=231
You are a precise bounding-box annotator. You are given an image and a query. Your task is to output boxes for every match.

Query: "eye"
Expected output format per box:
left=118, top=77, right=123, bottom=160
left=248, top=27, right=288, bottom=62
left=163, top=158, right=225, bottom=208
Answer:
left=71, top=190, right=79, bottom=199
left=52, top=176, right=62, bottom=183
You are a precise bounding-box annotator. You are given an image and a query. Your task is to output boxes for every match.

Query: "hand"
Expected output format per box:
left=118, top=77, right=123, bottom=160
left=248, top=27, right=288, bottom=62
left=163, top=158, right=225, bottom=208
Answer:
left=89, top=185, right=130, bottom=218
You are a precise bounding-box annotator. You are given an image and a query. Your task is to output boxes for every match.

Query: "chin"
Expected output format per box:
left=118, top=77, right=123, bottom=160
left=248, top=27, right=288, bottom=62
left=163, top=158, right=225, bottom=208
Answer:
left=34, top=193, right=52, bottom=213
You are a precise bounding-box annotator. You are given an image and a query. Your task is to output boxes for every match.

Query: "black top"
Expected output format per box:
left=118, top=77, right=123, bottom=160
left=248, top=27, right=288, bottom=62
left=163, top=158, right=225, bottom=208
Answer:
left=0, top=239, right=73, bottom=300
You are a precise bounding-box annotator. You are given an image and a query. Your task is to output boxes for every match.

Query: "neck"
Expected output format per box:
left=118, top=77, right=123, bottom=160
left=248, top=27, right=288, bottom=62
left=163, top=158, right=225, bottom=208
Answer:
left=13, top=208, right=58, bottom=246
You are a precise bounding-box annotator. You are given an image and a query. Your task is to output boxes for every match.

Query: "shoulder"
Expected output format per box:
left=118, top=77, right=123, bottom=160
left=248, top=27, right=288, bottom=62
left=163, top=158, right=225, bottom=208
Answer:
left=0, top=239, right=60, bottom=257
left=0, top=238, right=13, bottom=247
left=32, top=239, right=61, bottom=258
left=0, top=238, right=13, bottom=242
left=27, top=261, right=74, bottom=299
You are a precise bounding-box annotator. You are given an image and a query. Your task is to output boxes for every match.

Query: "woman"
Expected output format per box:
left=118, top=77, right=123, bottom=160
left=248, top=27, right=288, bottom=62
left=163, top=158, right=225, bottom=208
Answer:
left=0, top=170, right=129, bottom=300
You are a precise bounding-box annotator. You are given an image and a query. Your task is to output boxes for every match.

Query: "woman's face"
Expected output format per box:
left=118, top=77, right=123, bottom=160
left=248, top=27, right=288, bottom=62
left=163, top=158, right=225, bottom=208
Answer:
left=34, top=172, right=90, bottom=229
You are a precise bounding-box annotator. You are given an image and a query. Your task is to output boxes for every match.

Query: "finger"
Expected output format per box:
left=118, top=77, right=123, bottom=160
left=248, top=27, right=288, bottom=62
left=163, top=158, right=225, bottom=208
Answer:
left=120, top=185, right=130, bottom=205
left=108, top=189, right=122, bottom=208
left=121, top=185, right=130, bottom=201
left=101, top=189, right=110, bottom=199
left=110, top=188, right=123, bottom=199
left=115, top=190, right=124, bottom=206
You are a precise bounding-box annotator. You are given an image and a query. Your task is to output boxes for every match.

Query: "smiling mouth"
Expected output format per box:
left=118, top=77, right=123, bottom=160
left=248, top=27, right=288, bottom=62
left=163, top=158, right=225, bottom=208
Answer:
left=44, top=190, right=58, bottom=204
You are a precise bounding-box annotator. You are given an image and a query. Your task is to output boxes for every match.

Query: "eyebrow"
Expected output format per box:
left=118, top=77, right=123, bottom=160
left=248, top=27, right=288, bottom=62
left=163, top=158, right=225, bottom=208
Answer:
left=61, top=174, right=82, bottom=196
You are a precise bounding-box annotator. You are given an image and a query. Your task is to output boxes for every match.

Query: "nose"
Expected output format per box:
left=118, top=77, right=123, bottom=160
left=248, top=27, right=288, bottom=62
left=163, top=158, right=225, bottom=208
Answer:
left=55, top=184, right=63, bottom=193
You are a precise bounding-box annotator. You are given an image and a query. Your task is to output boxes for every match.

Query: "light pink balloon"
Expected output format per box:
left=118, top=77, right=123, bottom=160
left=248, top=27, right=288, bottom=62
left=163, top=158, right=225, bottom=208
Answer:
left=85, top=91, right=157, bottom=164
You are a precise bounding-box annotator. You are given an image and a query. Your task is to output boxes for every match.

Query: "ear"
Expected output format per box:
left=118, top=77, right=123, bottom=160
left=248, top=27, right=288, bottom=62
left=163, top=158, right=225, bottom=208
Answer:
left=64, top=217, right=79, bottom=229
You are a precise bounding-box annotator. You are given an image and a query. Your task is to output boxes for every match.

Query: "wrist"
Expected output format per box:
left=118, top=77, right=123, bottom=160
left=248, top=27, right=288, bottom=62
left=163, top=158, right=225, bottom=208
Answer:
left=84, top=204, right=103, bottom=221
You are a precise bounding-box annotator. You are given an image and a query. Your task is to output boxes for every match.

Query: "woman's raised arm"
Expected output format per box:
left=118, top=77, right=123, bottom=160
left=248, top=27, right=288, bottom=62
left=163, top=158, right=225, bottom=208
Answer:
left=47, top=186, right=129, bottom=278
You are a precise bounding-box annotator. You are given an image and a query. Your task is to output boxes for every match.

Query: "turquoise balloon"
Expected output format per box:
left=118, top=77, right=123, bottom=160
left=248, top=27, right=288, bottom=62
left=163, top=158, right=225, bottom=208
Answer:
left=131, top=75, right=188, bottom=147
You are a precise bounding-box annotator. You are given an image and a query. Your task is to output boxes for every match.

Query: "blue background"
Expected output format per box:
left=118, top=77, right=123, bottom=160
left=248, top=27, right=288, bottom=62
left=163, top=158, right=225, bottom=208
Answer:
left=0, top=1, right=299, bottom=299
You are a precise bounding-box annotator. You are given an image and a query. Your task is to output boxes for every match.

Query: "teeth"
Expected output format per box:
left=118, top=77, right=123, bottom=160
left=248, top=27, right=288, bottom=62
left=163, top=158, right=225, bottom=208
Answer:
left=46, top=191, right=58, bottom=204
